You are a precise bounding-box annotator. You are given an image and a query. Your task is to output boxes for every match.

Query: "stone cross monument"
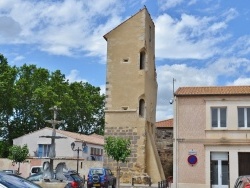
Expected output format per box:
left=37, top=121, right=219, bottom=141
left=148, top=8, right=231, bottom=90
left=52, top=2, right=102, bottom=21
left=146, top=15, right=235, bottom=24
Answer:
left=40, top=106, right=65, bottom=180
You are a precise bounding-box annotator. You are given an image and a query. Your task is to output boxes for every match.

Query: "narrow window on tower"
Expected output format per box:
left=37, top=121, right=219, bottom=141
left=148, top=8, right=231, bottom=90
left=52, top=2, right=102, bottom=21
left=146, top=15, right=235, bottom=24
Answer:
left=139, top=99, right=145, bottom=117
left=140, top=51, right=145, bottom=70
left=123, top=58, right=129, bottom=63
left=149, top=25, right=151, bottom=42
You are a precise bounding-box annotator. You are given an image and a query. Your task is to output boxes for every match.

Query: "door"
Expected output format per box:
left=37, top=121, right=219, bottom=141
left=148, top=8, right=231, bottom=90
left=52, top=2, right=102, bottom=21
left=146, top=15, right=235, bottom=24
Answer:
left=211, top=152, right=229, bottom=188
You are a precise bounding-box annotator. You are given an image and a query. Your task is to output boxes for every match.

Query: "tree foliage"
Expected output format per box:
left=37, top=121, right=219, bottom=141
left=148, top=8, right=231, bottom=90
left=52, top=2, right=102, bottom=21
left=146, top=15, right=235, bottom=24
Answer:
left=104, top=136, right=131, bottom=188
left=8, top=144, right=29, bottom=163
left=104, top=136, right=131, bottom=163
left=0, top=54, right=105, bottom=157
left=8, top=144, right=29, bottom=174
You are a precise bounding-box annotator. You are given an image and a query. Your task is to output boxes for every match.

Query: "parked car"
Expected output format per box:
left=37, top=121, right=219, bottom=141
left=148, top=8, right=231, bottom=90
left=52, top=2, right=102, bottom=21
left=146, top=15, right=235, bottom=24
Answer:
left=234, top=175, right=250, bottom=188
left=27, top=172, right=43, bottom=182
left=0, top=171, right=42, bottom=188
left=87, top=167, right=116, bottom=188
left=0, top=170, right=19, bottom=175
left=26, top=170, right=84, bottom=188
left=64, top=171, right=85, bottom=188
left=30, top=166, right=43, bottom=176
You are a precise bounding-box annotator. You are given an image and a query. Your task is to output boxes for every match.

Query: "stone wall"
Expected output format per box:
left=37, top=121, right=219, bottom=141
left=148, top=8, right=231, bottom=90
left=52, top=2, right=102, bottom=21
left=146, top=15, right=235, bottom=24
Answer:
left=155, top=128, right=173, bottom=179
left=104, top=126, right=145, bottom=183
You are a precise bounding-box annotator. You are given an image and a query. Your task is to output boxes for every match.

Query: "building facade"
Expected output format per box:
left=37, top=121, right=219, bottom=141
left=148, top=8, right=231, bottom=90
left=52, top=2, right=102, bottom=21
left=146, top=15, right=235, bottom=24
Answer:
left=173, top=86, right=250, bottom=188
left=103, top=7, right=164, bottom=183
left=11, top=127, right=104, bottom=177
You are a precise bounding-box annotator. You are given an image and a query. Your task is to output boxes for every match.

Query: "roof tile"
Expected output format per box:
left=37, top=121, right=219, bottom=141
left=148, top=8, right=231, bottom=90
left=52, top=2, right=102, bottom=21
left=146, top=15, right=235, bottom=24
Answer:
left=175, top=86, right=250, bottom=96
left=155, top=119, right=173, bottom=128
left=47, top=128, right=104, bottom=145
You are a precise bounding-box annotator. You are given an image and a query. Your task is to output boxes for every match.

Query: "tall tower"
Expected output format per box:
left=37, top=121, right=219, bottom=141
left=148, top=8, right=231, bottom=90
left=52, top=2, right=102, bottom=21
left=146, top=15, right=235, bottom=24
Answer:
left=103, top=7, right=165, bottom=183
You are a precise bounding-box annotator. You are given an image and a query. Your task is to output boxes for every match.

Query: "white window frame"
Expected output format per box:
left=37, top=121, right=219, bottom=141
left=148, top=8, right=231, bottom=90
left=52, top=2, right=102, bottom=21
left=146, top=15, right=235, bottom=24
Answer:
left=211, top=107, right=227, bottom=128
left=238, top=107, right=250, bottom=128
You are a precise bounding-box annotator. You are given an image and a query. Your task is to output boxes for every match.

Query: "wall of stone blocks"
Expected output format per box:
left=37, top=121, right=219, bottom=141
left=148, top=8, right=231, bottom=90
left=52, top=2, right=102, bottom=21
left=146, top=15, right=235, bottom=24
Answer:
left=104, top=126, right=146, bottom=183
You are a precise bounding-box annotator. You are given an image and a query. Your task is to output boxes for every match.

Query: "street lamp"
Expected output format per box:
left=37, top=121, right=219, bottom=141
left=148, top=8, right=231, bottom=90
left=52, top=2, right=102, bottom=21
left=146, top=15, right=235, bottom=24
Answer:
left=71, top=141, right=86, bottom=174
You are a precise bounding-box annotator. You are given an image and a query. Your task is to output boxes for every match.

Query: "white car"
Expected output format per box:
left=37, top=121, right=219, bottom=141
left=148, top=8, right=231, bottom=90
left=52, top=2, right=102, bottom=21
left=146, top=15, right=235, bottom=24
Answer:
left=30, top=166, right=43, bottom=176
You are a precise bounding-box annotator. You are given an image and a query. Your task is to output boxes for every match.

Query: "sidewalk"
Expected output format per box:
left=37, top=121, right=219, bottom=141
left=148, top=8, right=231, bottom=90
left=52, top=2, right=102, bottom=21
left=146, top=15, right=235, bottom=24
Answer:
left=120, top=183, right=158, bottom=188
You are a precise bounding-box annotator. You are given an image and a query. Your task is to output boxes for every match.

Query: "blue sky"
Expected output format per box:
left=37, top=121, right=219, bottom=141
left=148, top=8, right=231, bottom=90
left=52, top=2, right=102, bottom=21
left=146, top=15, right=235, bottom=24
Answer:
left=0, top=0, right=250, bottom=121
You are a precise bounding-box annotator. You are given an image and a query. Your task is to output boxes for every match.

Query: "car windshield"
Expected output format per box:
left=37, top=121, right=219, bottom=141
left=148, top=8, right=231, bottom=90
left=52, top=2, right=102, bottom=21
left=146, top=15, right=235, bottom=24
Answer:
left=0, top=173, right=41, bottom=188
left=27, top=172, right=43, bottom=181
left=68, top=174, right=82, bottom=181
left=91, top=169, right=103, bottom=175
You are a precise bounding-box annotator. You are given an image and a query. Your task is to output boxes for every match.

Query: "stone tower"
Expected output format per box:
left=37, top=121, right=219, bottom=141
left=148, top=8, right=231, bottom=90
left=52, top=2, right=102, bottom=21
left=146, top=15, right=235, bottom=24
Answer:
left=103, top=7, right=165, bottom=183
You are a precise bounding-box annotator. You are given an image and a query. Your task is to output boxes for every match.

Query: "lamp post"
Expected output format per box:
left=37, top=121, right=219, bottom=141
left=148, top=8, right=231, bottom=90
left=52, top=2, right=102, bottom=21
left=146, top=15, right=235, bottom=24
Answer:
left=71, top=141, right=86, bottom=174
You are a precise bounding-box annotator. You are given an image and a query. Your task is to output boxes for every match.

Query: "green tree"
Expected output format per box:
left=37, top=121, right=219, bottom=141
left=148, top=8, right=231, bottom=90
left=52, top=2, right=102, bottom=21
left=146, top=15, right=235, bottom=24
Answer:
left=0, top=54, right=105, bottom=157
left=60, top=82, right=105, bottom=134
left=0, top=54, right=17, bottom=147
left=0, top=141, right=10, bottom=157
left=8, top=144, right=29, bottom=174
left=104, top=136, right=131, bottom=188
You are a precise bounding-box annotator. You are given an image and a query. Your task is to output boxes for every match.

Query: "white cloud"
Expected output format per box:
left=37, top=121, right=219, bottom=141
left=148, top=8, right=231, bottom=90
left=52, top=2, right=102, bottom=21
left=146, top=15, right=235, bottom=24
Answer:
left=0, top=16, right=21, bottom=43
left=207, top=57, right=250, bottom=76
left=158, top=0, right=184, bottom=10
left=156, top=63, right=216, bottom=121
left=229, top=78, right=250, bottom=86
left=13, top=55, right=25, bottom=62
left=66, top=70, right=87, bottom=83
left=0, top=0, right=123, bottom=57
left=99, top=84, right=106, bottom=95
left=155, top=55, right=250, bottom=121
left=155, top=13, right=230, bottom=60
left=227, top=36, right=250, bottom=56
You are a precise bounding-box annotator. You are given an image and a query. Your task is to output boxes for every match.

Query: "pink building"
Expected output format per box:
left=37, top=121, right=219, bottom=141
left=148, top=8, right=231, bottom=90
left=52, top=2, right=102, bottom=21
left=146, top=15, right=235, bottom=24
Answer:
left=173, top=86, right=250, bottom=188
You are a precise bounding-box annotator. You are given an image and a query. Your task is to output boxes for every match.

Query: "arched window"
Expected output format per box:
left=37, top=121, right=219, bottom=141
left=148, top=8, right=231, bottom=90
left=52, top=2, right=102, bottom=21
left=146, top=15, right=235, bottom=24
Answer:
left=139, top=99, right=145, bottom=117
left=140, top=51, right=146, bottom=70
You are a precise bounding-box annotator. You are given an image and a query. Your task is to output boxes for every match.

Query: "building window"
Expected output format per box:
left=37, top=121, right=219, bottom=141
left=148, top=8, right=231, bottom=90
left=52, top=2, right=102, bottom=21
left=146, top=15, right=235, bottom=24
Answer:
left=238, top=152, right=250, bottom=175
left=38, top=144, right=50, bottom=158
left=90, top=147, right=103, bottom=156
left=83, top=146, right=88, bottom=153
left=211, top=107, right=227, bottom=128
left=90, top=147, right=103, bottom=161
left=238, top=107, right=250, bottom=128
left=139, top=99, right=145, bottom=117
left=140, top=51, right=146, bottom=70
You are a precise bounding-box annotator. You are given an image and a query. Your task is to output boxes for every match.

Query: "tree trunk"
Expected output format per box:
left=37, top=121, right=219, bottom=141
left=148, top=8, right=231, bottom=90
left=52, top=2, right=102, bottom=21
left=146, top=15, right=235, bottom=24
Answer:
left=18, top=162, right=20, bottom=174
left=116, top=161, right=120, bottom=188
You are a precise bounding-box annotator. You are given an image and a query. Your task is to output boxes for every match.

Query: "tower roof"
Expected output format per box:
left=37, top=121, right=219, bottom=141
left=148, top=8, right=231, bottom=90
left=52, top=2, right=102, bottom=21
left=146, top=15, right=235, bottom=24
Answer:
left=103, top=6, right=153, bottom=40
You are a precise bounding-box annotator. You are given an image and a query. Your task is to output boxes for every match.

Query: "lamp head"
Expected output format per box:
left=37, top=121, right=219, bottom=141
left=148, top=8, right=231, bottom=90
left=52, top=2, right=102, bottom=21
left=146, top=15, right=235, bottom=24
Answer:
left=169, top=98, right=174, bottom=104
left=71, top=142, right=75, bottom=150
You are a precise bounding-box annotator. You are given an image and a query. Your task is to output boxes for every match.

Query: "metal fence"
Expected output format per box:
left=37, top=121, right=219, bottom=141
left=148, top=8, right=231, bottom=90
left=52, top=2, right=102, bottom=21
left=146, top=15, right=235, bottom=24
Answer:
left=158, top=177, right=172, bottom=188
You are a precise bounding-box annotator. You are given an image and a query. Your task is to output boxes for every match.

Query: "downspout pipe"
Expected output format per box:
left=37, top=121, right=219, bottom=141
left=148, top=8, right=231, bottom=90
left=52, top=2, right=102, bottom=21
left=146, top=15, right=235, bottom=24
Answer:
left=174, top=96, right=178, bottom=188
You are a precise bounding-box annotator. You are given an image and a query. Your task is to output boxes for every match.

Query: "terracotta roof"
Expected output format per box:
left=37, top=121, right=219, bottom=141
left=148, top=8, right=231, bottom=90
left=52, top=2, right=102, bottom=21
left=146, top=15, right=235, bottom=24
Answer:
left=155, top=119, right=173, bottom=128
left=48, top=128, right=104, bottom=146
left=175, top=86, right=250, bottom=96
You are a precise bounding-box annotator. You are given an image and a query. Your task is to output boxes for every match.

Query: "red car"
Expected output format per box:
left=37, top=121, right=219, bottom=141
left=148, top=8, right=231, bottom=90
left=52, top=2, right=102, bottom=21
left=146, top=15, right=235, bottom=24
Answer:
left=234, top=175, right=250, bottom=188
